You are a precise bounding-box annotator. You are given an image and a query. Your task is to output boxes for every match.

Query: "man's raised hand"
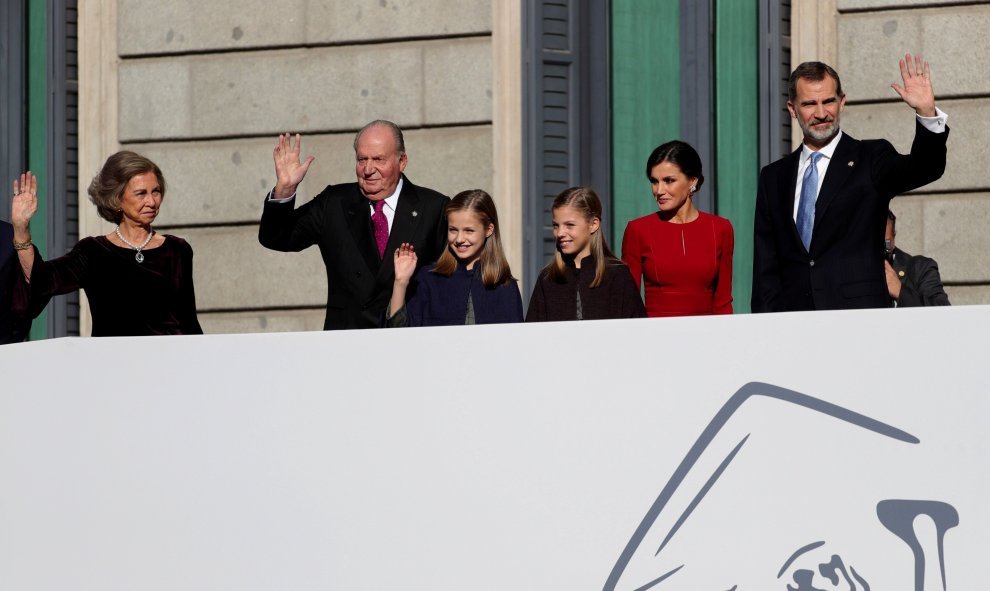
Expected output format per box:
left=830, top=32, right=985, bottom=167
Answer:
left=891, top=53, right=936, bottom=118
left=272, top=133, right=315, bottom=200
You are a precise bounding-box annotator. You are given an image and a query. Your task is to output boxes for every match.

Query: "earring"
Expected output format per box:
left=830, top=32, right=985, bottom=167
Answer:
left=690, top=186, right=697, bottom=193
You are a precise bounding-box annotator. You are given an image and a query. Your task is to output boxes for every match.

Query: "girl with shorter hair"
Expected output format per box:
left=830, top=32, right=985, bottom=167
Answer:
left=622, top=140, right=734, bottom=317
left=387, top=189, right=523, bottom=326
left=526, top=186, right=645, bottom=322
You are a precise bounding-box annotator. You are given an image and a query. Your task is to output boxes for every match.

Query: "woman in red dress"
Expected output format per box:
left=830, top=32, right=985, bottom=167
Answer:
left=621, top=140, right=734, bottom=317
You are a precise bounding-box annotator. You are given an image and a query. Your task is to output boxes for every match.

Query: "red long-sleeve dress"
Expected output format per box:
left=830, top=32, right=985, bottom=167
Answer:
left=621, top=211, right=734, bottom=317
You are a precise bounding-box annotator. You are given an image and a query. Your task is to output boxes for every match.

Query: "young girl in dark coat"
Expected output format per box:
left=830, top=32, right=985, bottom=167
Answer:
left=387, top=189, right=523, bottom=326
left=526, top=186, right=646, bottom=322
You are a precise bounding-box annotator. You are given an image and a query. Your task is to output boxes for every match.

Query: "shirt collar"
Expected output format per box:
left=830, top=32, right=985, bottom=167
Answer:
left=383, top=177, right=404, bottom=210
left=801, top=130, right=843, bottom=164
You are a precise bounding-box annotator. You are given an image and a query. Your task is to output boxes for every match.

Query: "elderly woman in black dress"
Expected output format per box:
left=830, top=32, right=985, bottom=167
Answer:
left=10, top=151, right=202, bottom=336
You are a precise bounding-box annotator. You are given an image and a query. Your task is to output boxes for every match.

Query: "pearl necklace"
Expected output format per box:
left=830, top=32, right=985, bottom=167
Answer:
left=114, top=225, right=155, bottom=263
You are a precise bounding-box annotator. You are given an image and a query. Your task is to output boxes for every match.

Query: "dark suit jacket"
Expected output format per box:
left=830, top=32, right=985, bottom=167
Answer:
left=1, top=221, right=31, bottom=344
left=891, top=247, right=950, bottom=307
left=752, top=122, right=948, bottom=312
left=259, top=176, right=449, bottom=330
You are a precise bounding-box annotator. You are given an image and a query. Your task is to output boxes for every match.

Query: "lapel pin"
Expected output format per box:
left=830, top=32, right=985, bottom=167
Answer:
left=412, top=210, right=418, bottom=217
left=898, top=270, right=905, bottom=277
left=848, top=161, right=855, bottom=167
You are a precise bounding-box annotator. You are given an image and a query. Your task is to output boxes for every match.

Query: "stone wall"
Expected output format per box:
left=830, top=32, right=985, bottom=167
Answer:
left=81, top=0, right=498, bottom=334
left=794, top=0, right=990, bottom=304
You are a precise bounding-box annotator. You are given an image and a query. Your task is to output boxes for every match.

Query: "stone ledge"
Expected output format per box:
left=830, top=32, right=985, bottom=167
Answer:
left=838, top=0, right=985, bottom=12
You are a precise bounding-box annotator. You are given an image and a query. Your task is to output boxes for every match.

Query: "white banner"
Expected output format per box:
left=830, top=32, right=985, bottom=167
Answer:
left=1, top=306, right=988, bottom=590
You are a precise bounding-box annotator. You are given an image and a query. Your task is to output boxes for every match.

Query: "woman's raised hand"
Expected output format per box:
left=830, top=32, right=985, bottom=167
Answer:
left=393, top=242, right=418, bottom=284
left=272, top=133, right=315, bottom=200
left=11, top=171, right=38, bottom=232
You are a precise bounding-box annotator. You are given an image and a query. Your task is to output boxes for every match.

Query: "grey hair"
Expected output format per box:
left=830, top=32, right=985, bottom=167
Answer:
left=353, top=120, right=406, bottom=154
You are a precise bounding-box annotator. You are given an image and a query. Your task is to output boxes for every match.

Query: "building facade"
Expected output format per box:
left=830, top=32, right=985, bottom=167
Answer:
left=7, top=0, right=988, bottom=337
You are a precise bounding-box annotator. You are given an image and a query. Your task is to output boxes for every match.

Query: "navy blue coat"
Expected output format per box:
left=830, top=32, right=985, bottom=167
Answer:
left=393, top=263, right=523, bottom=326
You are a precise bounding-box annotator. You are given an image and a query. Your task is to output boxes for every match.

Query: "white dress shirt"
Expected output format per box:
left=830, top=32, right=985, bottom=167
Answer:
left=370, top=177, right=403, bottom=232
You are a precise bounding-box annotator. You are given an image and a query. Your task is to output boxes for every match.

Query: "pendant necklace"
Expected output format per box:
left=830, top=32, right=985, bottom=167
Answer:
left=114, top=225, right=155, bottom=263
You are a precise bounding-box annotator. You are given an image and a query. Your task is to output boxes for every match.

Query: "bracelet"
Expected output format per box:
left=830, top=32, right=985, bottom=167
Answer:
left=13, top=238, right=33, bottom=250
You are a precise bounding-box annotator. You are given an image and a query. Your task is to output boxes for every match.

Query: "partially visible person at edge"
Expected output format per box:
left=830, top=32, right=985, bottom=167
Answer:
left=9, top=153, right=202, bottom=336
left=622, top=140, right=734, bottom=317
left=884, top=209, right=950, bottom=307
left=1, top=218, right=30, bottom=343
left=526, top=186, right=646, bottom=322
left=258, top=121, right=449, bottom=330
left=387, top=189, right=523, bottom=326
left=752, top=53, right=948, bottom=312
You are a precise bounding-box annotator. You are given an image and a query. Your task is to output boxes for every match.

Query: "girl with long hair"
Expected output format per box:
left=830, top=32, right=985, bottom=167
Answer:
left=526, top=186, right=645, bottom=321
left=387, top=189, right=522, bottom=326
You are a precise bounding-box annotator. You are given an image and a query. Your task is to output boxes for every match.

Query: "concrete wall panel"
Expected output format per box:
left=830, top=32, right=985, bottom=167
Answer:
left=943, top=284, right=990, bottom=306
left=118, top=60, right=192, bottom=139
left=841, top=98, right=990, bottom=193
left=888, top=194, right=923, bottom=254
left=423, top=39, right=493, bottom=123
left=118, top=1, right=307, bottom=56
left=920, top=193, right=990, bottom=283
left=198, top=309, right=327, bottom=334
left=118, top=1, right=491, bottom=56
left=305, top=1, right=491, bottom=44
left=119, top=39, right=492, bottom=142
left=837, top=6, right=990, bottom=101
left=173, top=226, right=327, bottom=310
left=140, top=125, right=492, bottom=226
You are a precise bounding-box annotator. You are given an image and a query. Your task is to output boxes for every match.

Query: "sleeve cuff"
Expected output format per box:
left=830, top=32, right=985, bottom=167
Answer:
left=267, top=188, right=296, bottom=203
left=385, top=304, right=409, bottom=328
left=916, top=107, right=948, bottom=133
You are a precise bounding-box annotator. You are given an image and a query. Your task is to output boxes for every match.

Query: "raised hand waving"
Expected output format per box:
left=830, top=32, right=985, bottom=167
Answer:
left=890, top=53, right=936, bottom=117
left=272, top=133, right=316, bottom=200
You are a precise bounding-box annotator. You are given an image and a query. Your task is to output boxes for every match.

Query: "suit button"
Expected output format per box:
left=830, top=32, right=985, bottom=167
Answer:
left=355, top=271, right=362, bottom=277
left=809, top=260, right=815, bottom=267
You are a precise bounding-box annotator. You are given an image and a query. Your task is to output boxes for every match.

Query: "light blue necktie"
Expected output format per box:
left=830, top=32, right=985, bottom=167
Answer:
left=796, top=151, right=823, bottom=251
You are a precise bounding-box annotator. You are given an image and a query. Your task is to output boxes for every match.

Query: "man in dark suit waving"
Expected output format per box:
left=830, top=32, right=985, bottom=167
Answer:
left=752, top=53, right=948, bottom=312
left=259, top=120, right=448, bottom=330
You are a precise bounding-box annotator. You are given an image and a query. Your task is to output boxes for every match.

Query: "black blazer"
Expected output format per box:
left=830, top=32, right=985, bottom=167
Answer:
left=752, top=122, right=948, bottom=312
left=1, top=221, right=30, bottom=344
left=259, top=176, right=449, bottom=330
left=891, top=247, right=950, bottom=307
